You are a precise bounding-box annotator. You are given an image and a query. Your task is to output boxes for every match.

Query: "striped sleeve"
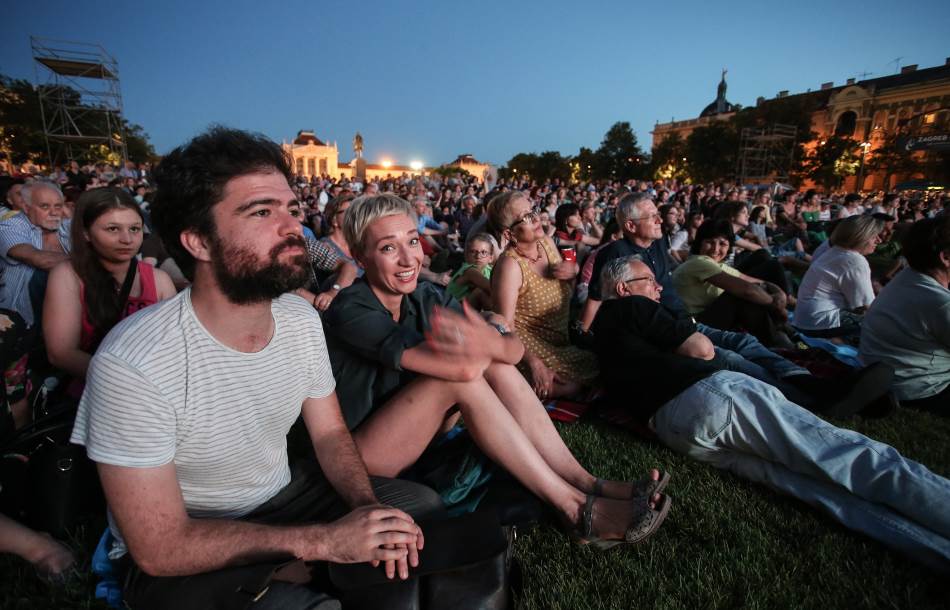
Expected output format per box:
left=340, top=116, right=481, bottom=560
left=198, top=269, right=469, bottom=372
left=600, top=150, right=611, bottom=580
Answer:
left=0, top=218, right=33, bottom=262
left=70, top=351, right=177, bottom=468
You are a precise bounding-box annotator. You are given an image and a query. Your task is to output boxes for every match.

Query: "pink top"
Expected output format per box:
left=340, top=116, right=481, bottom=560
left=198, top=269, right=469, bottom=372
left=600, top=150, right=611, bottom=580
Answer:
left=79, top=261, right=158, bottom=351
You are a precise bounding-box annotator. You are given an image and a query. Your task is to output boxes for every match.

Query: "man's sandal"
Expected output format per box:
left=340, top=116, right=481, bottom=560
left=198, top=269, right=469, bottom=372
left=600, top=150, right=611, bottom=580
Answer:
left=575, top=493, right=672, bottom=550
left=593, top=470, right=671, bottom=501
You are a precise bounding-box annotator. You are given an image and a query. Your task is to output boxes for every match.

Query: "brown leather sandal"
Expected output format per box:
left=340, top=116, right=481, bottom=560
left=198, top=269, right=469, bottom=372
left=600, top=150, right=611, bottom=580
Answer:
left=575, top=493, right=672, bottom=550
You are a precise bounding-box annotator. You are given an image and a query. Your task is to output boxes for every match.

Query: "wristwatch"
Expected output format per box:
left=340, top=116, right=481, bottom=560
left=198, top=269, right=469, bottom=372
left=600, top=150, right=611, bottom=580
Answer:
left=330, top=283, right=342, bottom=292
left=488, top=321, right=510, bottom=336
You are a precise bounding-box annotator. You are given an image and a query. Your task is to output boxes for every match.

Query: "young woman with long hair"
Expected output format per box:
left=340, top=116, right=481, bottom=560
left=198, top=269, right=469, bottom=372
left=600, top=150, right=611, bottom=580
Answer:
left=43, top=188, right=176, bottom=387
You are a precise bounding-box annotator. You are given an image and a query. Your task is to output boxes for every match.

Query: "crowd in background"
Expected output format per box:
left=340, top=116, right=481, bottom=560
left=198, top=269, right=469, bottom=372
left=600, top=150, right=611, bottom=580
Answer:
left=0, top=151, right=948, bottom=592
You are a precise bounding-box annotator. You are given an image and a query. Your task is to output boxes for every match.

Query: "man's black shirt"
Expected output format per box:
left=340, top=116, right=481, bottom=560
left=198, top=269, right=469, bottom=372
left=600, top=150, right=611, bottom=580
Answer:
left=591, top=296, right=724, bottom=422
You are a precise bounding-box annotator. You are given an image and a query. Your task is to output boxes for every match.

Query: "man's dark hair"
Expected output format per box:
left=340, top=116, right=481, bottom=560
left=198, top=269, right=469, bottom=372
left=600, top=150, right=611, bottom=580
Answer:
left=901, top=216, right=950, bottom=273
left=690, top=219, right=735, bottom=255
left=151, top=126, right=292, bottom=280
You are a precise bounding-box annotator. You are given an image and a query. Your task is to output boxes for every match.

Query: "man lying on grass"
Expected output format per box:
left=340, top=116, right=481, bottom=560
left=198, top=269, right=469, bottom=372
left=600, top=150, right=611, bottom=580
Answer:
left=590, top=254, right=950, bottom=572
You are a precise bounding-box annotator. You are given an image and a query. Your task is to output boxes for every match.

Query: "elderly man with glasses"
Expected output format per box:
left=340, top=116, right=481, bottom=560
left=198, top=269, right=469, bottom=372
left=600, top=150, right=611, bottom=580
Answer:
left=590, top=253, right=950, bottom=572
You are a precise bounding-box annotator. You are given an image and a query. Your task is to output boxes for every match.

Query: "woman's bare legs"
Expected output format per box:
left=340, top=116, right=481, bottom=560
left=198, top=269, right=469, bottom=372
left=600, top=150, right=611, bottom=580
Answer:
left=352, top=374, right=637, bottom=537
left=484, top=362, right=657, bottom=499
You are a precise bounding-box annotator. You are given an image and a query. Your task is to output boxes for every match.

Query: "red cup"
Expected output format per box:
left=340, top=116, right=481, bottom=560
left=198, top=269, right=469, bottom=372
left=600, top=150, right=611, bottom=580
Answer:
left=559, top=246, right=576, bottom=262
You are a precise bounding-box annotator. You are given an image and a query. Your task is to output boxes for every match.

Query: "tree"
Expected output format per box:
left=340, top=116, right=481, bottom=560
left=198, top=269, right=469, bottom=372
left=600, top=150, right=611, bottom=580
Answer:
left=534, top=151, right=572, bottom=182
left=650, top=132, right=689, bottom=181
left=685, top=122, right=738, bottom=183
left=594, top=122, right=645, bottom=181
left=572, top=146, right=597, bottom=182
left=800, top=136, right=861, bottom=190
left=503, top=152, right=540, bottom=180
left=0, top=72, right=157, bottom=168
left=0, top=76, right=47, bottom=166
left=865, top=134, right=924, bottom=189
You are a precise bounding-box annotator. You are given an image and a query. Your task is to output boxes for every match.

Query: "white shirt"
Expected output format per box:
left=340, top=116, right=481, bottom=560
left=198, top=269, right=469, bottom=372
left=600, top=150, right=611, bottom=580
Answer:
left=795, top=246, right=875, bottom=330
left=71, top=290, right=335, bottom=546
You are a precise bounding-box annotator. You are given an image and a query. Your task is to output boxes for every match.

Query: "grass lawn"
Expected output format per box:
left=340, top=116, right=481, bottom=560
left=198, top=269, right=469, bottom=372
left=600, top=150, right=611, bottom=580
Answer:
left=2, top=408, right=948, bottom=609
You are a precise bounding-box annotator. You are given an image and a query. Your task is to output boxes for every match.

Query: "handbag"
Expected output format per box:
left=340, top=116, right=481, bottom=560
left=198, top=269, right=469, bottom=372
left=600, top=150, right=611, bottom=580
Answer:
left=0, top=405, right=102, bottom=537
left=328, top=510, right=514, bottom=610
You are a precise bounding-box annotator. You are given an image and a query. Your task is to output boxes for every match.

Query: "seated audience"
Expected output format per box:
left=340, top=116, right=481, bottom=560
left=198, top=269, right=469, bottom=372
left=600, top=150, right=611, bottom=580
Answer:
left=672, top=220, right=792, bottom=347
left=296, top=193, right=361, bottom=311
left=324, top=193, right=670, bottom=549
left=0, top=182, right=71, bottom=328
left=43, top=188, right=177, bottom=395
left=445, top=232, right=496, bottom=309
left=795, top=215, right=884, bottom=340
left=592, top=256, right=950, bottom=572
left=860, top=216, right=950, bottom=414
left=490, top=192, right=600, bottom=400
left=70, top=127, right=439, bottom=608
left=579, top=192, right=681, bottom=333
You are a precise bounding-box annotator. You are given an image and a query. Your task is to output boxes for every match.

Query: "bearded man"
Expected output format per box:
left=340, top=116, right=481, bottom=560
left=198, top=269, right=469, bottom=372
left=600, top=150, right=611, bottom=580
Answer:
left=70, top=127, right=442, bottom=609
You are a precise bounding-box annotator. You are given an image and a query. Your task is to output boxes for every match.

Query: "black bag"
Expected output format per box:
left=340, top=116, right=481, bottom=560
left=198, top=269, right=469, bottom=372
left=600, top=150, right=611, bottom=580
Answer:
left=328, top=510, right=514, bottom=610
left=0, top=405, right=102, bottom=537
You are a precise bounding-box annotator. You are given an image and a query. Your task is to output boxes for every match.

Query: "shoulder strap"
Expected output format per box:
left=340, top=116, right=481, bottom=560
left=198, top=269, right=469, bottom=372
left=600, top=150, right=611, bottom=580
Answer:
left=117, top=258, right=138, bottom=308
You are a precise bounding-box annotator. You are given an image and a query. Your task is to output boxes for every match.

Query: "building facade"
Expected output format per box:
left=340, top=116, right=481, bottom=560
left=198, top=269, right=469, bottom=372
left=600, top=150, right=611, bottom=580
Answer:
left=652, top=60, right=950, bottom=191
left=282, top=130, right=495, bottom=183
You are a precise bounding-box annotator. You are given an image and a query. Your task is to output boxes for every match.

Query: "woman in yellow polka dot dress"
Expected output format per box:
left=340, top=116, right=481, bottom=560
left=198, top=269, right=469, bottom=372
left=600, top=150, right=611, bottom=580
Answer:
left=490, top=191, right=599, bottom=400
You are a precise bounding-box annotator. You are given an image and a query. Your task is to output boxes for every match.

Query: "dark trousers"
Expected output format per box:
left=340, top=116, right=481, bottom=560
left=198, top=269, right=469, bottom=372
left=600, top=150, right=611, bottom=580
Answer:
left=697, top=292, right=787, bottom=348
left=902, top=384, right=950, bottom=416
left=736, top=249, right=791, bottom=294
left=121, top=459, right=444, bottom=610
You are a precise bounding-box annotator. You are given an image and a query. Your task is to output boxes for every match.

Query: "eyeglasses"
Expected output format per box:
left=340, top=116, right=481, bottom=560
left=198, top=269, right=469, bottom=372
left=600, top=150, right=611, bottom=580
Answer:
left=625, top=276, right=660, bottom=286
left=508, top=210, right=539, bottom=229
left=467, top=249, right=492, bottom=258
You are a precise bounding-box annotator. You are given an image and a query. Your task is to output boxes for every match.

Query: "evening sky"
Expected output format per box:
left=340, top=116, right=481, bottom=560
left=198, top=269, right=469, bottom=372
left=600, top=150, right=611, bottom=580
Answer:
left=3, top=0, right=948, bottom=167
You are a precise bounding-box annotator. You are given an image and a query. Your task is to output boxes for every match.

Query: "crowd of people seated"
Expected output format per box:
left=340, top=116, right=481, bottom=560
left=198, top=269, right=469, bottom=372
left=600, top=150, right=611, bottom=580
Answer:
left=0, top=133, right=948, bottom=607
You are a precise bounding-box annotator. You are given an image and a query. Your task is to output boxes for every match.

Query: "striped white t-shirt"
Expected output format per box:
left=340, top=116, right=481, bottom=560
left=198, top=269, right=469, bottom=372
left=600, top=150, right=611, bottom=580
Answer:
left=70, top=288, right=336, bottom=521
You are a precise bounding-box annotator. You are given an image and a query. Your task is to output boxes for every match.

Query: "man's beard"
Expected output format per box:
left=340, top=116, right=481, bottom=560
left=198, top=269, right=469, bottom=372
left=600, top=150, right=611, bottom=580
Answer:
left=209, top=233, right=310, bottom=305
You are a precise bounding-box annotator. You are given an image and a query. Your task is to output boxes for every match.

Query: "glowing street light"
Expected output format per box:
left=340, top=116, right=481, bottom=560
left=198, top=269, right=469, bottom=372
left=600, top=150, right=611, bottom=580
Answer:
left=409, top=160, right=423, bottom=171
left=381, top=159, right=393, bottom=169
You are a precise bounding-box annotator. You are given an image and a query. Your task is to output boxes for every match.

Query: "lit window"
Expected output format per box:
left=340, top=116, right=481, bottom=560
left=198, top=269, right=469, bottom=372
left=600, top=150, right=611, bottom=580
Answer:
left=924, top=113, right=936, bottom=124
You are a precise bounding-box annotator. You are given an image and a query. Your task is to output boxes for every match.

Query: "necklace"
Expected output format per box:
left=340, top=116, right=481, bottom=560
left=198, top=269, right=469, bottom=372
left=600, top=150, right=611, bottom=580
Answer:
left=514, top=240, right=544, bottom=263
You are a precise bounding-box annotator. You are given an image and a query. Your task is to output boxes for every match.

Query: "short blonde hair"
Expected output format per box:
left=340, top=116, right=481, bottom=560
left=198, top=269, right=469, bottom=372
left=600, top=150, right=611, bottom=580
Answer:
left=830, top=216, right=884, bottom=250
left=343, top=193, right=413, bottom=254
left=486, top=191, right=529, bottom=233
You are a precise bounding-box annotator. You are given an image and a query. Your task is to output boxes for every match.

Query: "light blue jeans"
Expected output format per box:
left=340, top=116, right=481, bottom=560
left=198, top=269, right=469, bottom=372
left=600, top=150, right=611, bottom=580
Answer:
left=697, top=324, right=806, bottom=382
left=653, top=371, right=950, bottom=571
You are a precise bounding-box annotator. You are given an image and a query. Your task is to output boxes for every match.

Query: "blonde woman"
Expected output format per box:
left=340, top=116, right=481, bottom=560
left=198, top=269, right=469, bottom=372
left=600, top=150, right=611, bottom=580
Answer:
left=323, top=194, right=671, bottom=549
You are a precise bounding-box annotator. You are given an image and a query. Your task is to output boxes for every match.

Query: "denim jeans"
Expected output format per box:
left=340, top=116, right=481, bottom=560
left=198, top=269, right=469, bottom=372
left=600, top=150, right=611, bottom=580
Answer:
left=697, top=323, right=806, bottom=383
left=653, top=371, right=950, bottom=571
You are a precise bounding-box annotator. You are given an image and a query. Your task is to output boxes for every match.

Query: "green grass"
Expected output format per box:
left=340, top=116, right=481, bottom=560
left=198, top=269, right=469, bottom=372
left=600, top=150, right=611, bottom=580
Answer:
left=2, top=409, right=948, bottom=609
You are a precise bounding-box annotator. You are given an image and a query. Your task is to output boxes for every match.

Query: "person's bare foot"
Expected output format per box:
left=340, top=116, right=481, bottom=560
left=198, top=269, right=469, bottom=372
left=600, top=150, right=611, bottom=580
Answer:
left=594, top=469, right=669, bottom=504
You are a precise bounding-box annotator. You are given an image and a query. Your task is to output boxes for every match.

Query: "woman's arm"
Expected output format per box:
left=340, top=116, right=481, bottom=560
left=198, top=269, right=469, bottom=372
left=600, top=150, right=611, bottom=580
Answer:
left=460, top=267, right=491, bottom=293
left=42, top=263, right=92, bottom=379
left=152, top=268, right=179, bottom=300
left=705, top=272, right=774, bottom=306
left=490, top=254, right=522, bottom=326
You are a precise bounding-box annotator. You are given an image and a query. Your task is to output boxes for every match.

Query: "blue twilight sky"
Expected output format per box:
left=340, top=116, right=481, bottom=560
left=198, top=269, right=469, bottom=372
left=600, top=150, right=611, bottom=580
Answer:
left=3, top=0, right=948, bottom=167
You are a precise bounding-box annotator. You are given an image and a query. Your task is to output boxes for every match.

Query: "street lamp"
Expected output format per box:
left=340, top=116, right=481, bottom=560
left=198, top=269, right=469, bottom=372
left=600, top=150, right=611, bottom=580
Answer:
left=409, top=160, right=423, bottom=172
left=855, top=141, right=871, bottom=193
left=381, top=159, right=392, bottom=169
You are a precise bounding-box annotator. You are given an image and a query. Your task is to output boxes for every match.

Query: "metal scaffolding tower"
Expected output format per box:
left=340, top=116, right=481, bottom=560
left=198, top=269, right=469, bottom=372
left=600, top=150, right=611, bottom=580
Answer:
left=735, top=123, right=798, bottom=185
left=31, top=36, right=127, bottom=166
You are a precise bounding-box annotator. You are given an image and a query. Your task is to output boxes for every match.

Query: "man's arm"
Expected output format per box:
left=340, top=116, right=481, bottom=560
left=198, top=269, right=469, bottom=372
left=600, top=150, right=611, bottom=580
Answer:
left=674, top=332, right=716, bottom=360
left=98, top=462, right=420, bottom=577
left=7, top=244, right=69, bottom=270
left=301, top=392, right=376, bottom=508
